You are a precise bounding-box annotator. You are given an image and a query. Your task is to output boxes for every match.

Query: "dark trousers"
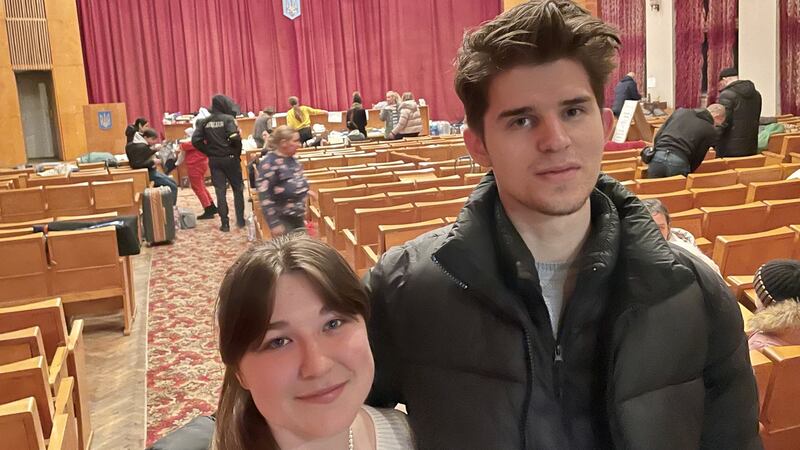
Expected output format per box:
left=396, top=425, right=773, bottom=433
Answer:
left=209, top=156, right=244, bottom=224
left=148, top=168, right=178, bottom=201
left=647, top=149, right=691, bottom=178
left=297, top=126, right=313, bottom=143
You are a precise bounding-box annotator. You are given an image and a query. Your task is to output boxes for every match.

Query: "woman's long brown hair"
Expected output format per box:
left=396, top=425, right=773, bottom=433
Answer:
left=214, top=235, right=370, bottom=450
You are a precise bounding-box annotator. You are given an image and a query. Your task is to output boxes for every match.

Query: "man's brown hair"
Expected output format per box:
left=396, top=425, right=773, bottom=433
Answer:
left=454, top=0, right=620, bottom=137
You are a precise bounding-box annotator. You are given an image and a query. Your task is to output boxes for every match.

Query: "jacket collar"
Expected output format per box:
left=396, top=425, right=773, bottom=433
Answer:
left=432, top=173, right=696, bottom=309
left=693, top=108, right=714, bottom=124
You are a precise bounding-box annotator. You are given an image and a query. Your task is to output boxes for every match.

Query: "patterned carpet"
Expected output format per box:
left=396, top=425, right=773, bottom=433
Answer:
left=146, top=189, right=252, bottom=445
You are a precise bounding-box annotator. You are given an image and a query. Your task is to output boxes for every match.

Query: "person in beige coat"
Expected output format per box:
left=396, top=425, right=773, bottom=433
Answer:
left=390, top=92, right=423, bottom=139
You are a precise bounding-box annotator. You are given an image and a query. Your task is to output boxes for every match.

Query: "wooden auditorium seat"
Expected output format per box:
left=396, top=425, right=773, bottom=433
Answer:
left=634, top=175, right=687, bottom=194
left=310, top=185, right=367, bottom=223
left=604, top=168, right=635, bottom=182
left=365, top=181, right=415, bottom=195
left=90, top=180, right=138, bottom=217
left=0, top=187, right=48, bottom=223
left=0, top=299, right=90, bottom=449
left=734, top=165, right=784, bottom=185
left=712, top=227, right=797, bottom=277
left=0, top=233, right=49, bottom=303
left=415, top=198, right=469, bottom=221
left=750, top=349, right=773, bottom=413
left=638, top=190, right=694, bottom=213
left=700, top=202, right=768, bottom=241
left=438, top=185, right=475, bottom=200
left=746, top=179, right=800, bottom=202
left=324, top=194, right=387, bottom=248
left=760, top=346, right=800, bottom=450
left=0, top=357, right=56, bottom=438
left=44, top=184, right=94, bottom=218
left=693, top=158, right=728, bottom=174
left=670, top=209, right=704, bottom=239
left=781, top=162, right=800, bottom=178
left=348, top=172, right=398, bottom=186
left=686, top=170, right=739, bottom=189
left=26, top=175, right=70, bottom=188
left=343, top=203, right=416, bottom=271
left=689, top=184, right=748, bottom=208
left=721, top=154, right=767, bottom=169
left=764, top=199, right=800, bottom=230
left=601, top=157, right=638, bottom=172
left=386, top=189, right=439, bottom=206
left=414, top=175, right=462, bottom=189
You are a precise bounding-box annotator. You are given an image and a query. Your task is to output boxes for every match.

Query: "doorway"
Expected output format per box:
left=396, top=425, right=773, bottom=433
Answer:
left=16, top=71, right=60, bottom=161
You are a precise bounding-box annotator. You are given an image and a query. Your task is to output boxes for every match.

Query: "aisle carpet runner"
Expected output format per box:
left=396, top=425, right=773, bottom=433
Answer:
left=146, top=190, right=250, bottom=444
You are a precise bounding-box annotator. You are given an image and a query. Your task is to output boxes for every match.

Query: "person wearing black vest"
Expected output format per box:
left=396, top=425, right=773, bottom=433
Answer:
left=191, top=94, right=244, bottom=232
left=365, top=2, right=760, bottom=449
left=716, top=68, right=762, bottom=157
left=647, top=104, right=726, bottom=178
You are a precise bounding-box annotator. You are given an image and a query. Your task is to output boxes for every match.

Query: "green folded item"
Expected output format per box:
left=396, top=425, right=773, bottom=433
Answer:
left=758, top=122, right=785, bottom=151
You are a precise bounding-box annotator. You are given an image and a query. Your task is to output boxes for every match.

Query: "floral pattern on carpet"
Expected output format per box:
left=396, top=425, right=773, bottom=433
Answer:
left=146, top=189, right=252, bottom=445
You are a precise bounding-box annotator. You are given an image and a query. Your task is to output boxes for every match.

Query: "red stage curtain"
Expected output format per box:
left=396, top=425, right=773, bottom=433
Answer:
left=599, top=0, right=646, bottom=108
left=705, top=0, right=737, bottom=104
left=76, top=0, right=501, bottom=133
left=781, top=0, right=800, bottom=115
left=674, top=0, right=705, bottom=108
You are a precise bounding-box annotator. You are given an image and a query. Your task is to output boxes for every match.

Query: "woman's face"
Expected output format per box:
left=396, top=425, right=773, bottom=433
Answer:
left=279, top=132, right=301, bottom=156
left=237, top=272, right=374, bottom=442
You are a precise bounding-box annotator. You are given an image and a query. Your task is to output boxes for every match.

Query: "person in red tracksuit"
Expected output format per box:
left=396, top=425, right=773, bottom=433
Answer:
left=179, top=130, right=217, bottom=219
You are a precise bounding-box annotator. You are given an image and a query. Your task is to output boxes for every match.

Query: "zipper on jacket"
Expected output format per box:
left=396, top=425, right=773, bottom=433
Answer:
left=431, top=255, right=468, bottom=290
left=554, top=344, right=564, bottom=400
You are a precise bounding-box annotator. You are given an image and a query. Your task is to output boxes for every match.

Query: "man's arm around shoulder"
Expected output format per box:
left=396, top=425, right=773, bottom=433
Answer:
left=680, top=251, right=762, bottom=449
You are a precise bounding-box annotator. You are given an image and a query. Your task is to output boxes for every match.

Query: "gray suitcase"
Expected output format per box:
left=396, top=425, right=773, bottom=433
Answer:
left=142, top=186, right=176, bottom=245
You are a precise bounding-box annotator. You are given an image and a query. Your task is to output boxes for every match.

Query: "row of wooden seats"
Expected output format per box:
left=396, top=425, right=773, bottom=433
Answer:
left=0, top=180, right=139, bottom=224
left=749, top=345, right=800, bottom=450
left=631, top=177, right=800, bottom=206
left=762, top=132, right=800, bottom=163
left=710, top=224, right=800, bottom=278
left=0, top=298, right=91, bottom=449
left=26, top=168, right=149, bottom=194
left=0, top=226, right=135, bottom=335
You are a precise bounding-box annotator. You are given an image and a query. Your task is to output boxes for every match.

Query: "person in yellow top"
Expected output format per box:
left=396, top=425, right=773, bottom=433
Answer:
left=286, top=96, right=325, bottom=144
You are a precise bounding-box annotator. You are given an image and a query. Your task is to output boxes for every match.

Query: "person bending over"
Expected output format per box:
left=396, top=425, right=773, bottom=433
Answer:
left=647, top=104, right=726, bottom=178
left=365, top=1, right=760, bottom=448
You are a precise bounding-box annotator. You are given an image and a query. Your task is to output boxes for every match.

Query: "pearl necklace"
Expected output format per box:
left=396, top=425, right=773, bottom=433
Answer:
left=348, top=427, right=354, bottom=450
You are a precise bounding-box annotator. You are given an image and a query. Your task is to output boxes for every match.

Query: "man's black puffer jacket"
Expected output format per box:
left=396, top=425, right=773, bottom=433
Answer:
left=717, top=80, right=762, bottom=157
left=366, top=173, right=761, bottom=449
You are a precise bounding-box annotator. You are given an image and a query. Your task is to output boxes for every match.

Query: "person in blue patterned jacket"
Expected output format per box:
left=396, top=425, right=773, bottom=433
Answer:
left=256, top=125, right=310, bottom=237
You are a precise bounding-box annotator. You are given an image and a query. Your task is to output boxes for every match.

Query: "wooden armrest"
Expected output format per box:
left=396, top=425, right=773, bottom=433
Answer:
left=323, top=216, right=336, bottom=233
left=134, top=192, right=141, bottom=204
left=695, top=237, right=712, bottom=256
left=761, top=151, right=788, bottom=164
left=48, top=346, right=69, bottom=389
left=309, top=205, right=321, bottom=220
left=343, top=229, right=357, bottom=247
left=363, top=245, right=379, bottom=266
left=67, top=319, right=84, bottom=351
left=52, top=376, right=74, bottom=416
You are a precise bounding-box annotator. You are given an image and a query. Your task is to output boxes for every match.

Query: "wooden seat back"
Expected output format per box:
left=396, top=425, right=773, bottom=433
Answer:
left=735, top=166, right=784, bottom=185
left=701, top=202, right=768, bottom=241
left=746, top=179, right=800, bottom=202
left=0, top=357, right=54, bottom=436
left=414, top=175, right=462, bottom=190
left=379, top=219, right=446, bottom=253
left=387, top=188, right=440, bottom=206
left=344, top=153, right=378, bottom=166
left=601, top=157, right=639, bottom=172
left=0, top=187, right=47, bottom=223
left=781, top=162, right=800, bottom=178
left=348, top=173, right=398, bottom=186
left=722, top=154, right=767, bottom=169
left=316, top=185, right=367, bottom=218
left=761, top=346, right=800, bottom=432
left=302, top=156, right=345, bottom=170
left=764, top=199, right=800, bottom=229
left=414, top=146, right=451, bottom=161
left=76, top=162, right=106, bottom=171
left=750, top=349, right=773, bottom=412
left=109, top=168, right=150, bottom=194
left=90, top=180, right=136, bottom=215
left=712, top=227, right=797, bottom=277
left=638, top=190, right=694, bottom=213
left=394, top=168, right=437, bottom=182
left=415, top=197, right=468, bottom=221
left=68, top=171, right=111, bottom=183
left=438, top=165, right=475, bottom=178
left=332, top=167, right=376, bottom=177
left=46, top=228, right=125, bottom=300
left=0, top=233, right=49, bottom=303
left=365, top=181, right=415, bottom=195
left=0, top=327, right=46, bottom=366
left=604, top=168, right=635, bottom=182
left=690, top=184, right=748, bottom=208
left=0, top=299, right=68, bottom=364
left=373, top=162, right=415, bottom=174
left=463, top=172, right=485, bottom=185
left=438, top=185, right=475, bottom=200
left=26, top=175, right=69, bottom=188
left=354, top=204, right=417, bottom=246
left=670, top=208, right=704, bottom=238
left=331, top=194, right=388, bottom=233
left=602, top=149, right=641, bottom=160
left=0, top=397, right=46, bottom=449
left=633, top=175, right=687, bottom=194
left=44, top=184, right=93, bottom=218
left=686, top=170, right=739, bottom=189
left=693, top=158, right=729, bottom=173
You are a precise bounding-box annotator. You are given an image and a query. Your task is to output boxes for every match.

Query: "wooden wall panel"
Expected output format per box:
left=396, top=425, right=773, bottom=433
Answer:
left=84, top=103, right=128, bottom=155
left=0, top=1, right=28, bottom=167
left=44, top=0, right=88, bottom=161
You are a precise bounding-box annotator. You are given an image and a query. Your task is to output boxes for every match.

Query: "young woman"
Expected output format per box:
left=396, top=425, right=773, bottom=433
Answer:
left=748, top=259, right=800, bottom=350
left=215, top=236, right=413, bottom=449
left=255, top=126, right=310, bottom=237
left=390, top=92, right=423, bottom=139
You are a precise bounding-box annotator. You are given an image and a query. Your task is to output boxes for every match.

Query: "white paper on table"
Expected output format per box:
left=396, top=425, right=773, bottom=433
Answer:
left=271, top=117, right=277, bottom=128
left=327, top=111, right=343, bottom=123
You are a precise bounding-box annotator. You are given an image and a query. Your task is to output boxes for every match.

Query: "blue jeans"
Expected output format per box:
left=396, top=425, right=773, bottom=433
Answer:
left=149, top=168, right=178, bottom=201
left=647, top=150, right=690, bottom=178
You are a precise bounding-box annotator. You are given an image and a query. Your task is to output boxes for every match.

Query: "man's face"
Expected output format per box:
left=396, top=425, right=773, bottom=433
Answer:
left=651, top=212, right=670, bottom=240
left=464, top=59, right=612, bottom=216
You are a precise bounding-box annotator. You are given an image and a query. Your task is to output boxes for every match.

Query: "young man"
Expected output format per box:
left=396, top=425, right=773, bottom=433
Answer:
left=365, top=1, right=760, bottom=449
left=192, top=94, right=244, bottom=232
left=125, top=128, right=178, bottom=200
left=716, top=68, right=762, bottom=157
left=647, top=104, right=726, bottom=178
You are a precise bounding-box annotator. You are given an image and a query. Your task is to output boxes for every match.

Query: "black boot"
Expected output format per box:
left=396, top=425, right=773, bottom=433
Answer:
left=219, top=219, right=230, bottom=232
left=197, top=204, right=217, bottom=220
left=236, top=217, right=246, bottom=228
